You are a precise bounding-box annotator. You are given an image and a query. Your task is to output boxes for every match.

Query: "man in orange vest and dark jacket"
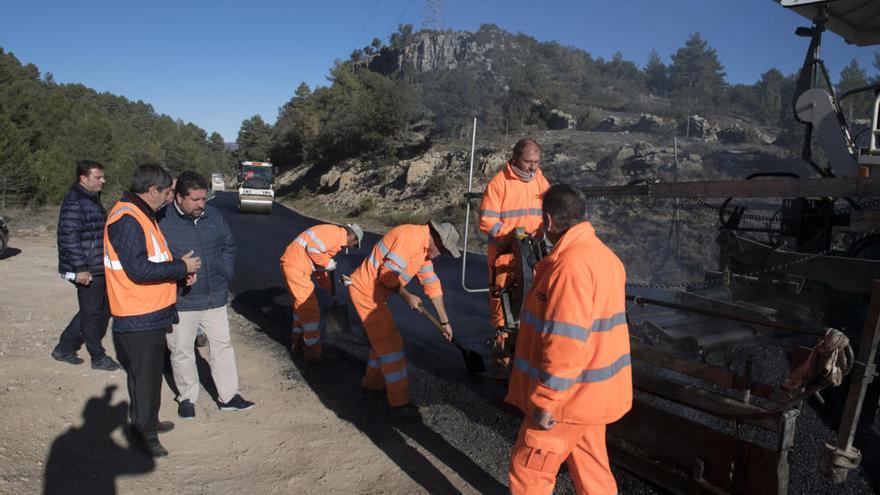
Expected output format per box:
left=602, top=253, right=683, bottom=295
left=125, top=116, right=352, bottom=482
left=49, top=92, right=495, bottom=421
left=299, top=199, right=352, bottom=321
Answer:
left=104, top=164, right=201, bottom=457
left=479, top=138, right=550, bottom=370
left=506, top=184, right=632, bottom=495
left=280, top=223, right=363, bottom=364
left=348, top=220, right=460, bottom=421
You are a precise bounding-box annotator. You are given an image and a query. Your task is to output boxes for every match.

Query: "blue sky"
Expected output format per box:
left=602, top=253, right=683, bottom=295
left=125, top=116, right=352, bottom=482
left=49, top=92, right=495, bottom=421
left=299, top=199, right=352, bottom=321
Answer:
left=1, top=0, right=877, bottom=141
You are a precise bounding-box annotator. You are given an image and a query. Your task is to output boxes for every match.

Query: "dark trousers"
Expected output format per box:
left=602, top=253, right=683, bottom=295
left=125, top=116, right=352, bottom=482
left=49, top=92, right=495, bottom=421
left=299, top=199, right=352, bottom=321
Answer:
left=57, top=275, right=110, bottom=360
left=113, top=328, right=168, bottom=439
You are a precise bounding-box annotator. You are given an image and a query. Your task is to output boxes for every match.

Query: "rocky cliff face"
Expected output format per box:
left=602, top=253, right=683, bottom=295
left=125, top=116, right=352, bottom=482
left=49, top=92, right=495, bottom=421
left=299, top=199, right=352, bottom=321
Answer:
left=369, top=27, right=514, bottom=75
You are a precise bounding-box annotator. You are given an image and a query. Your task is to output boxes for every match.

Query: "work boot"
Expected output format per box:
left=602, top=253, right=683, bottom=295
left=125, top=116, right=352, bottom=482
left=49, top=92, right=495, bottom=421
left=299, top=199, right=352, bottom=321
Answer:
left=91, top=355, right=121, bottom=371
left=390, top=403, right=422, bottom=423
left=291, top=334, right=304, bottom=355
left=145, top=437, right=169, bottom=458
left=156, top=421, right=175, bottom=434
left=52, top=346, right=84, bottom=365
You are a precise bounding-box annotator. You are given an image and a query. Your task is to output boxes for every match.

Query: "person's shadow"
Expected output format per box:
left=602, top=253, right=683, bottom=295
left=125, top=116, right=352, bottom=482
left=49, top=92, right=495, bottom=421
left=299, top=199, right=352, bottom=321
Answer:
left=43, top=385, right=155, bottom=495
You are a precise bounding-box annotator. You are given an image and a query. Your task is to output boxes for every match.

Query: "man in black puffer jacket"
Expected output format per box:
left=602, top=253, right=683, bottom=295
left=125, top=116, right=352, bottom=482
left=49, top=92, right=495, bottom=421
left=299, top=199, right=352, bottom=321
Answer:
left=53, top=160, right=121, bottom=371
left=159, top=171, right=254, bottom=419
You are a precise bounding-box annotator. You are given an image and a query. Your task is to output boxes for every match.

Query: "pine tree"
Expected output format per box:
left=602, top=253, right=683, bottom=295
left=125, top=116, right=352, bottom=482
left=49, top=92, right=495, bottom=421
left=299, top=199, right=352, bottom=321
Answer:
left=837, top=59, right=872, bottom=121
left=644, top=49, right=668, bottom=96
left=236, top=115, right=273, bottom=162
left=668, top=33, right=726, bottom=112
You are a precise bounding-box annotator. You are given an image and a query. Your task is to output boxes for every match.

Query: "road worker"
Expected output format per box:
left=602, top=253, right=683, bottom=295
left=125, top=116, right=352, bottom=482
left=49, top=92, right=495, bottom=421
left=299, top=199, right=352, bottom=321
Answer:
left=506, top=184, right=632, bottom=495
left=479, top=138, right=550, bottom=371
left=348, top=220, right=460, bottom=421
left=280, top=223, right=363, bottom=364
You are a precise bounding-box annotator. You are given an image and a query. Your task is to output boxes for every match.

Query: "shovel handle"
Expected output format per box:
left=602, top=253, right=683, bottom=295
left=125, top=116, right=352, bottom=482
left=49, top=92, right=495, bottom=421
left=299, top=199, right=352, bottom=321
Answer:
left=417, top=304, right=445, bottom=332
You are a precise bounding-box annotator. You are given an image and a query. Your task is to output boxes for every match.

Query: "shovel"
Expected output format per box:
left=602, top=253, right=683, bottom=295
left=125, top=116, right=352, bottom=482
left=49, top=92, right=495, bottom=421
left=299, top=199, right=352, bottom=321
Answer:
left=324, top=271, right=351, bottom=334
left=417, top=305, right=486, bottom=374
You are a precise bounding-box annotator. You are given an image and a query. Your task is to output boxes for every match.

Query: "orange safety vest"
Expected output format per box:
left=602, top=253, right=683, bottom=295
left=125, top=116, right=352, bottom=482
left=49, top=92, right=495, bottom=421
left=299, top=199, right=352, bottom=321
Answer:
left=103, top=201, right=177, bottom=317
left=350, top=224, right=442, bottom=299
left=280, top=224, right=348, bottom=272
left=505, top=221, right=632, bottom=424
left=478, top=161, right=550, bottom=268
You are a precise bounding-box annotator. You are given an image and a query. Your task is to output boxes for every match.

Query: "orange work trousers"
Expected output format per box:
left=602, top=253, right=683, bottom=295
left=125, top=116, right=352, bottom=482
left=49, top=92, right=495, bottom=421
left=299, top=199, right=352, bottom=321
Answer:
left=281, top=262, right=322, bottom=360
left=509, top=419, right=617, bottom=495
left=350, top=284, right=410, bottom=407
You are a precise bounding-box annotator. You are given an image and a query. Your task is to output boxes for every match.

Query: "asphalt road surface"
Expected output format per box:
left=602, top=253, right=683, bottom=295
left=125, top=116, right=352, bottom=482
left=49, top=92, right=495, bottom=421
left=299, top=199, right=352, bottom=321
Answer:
left=212, top=192, right=880, bottom=495
left=213, top=191, right=660, bottom=494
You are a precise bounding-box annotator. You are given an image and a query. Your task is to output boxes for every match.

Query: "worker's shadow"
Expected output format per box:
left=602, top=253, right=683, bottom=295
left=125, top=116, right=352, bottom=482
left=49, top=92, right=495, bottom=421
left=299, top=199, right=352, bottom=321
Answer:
left=42, top=385, right=154, bottom=495
left=232, top=287, right=507, bottom=495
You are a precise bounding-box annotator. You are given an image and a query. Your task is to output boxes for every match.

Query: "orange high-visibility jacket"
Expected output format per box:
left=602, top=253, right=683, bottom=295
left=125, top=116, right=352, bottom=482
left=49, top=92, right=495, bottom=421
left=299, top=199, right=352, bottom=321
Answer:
left=280, top=224, right=348, bottom=272
left=103, top=201, right=177, bottom=317
left=350, top=224, right=442, bottom=299
left=479, top=161, right=550, bottom=266
left=505, top=221, right=632, bottom=425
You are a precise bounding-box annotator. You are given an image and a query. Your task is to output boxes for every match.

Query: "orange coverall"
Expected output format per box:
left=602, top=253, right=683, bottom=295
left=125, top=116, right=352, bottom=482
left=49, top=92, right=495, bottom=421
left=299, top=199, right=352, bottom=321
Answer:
left=348, top=224, right=443, bottom=407
left=505, top=221, right=632, bottom=495
left=479, top=161, right=550, bottom=343
left=280, top=224, right=348, bottom=360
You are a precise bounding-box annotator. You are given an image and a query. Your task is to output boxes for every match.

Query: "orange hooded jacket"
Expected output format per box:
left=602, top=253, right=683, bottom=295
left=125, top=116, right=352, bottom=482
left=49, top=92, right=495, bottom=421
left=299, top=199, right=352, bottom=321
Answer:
left=280, top=224, right=348, bottom=273
left=505, top=221, right=632, bottom=425
left=478, top=161, right=550, bottom=267
left=349, top=224, right=442, bottom=299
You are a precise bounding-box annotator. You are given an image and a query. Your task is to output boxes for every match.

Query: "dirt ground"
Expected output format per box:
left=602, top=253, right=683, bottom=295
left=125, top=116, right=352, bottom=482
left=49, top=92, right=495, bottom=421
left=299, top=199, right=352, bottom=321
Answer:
left=0, top=217, right=482, bottom=494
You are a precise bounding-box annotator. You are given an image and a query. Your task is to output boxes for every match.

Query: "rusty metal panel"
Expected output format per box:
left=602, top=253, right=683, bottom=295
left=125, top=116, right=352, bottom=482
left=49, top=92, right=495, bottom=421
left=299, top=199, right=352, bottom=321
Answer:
left=610, top=401, right=785, bottom=495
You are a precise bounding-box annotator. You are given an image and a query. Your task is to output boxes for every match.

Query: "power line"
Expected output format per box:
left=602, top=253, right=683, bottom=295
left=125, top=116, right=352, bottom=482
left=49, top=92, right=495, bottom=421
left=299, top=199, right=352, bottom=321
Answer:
left=389, top=0, right=417, bottom=34
left=353, top=0, right=383, bottom=49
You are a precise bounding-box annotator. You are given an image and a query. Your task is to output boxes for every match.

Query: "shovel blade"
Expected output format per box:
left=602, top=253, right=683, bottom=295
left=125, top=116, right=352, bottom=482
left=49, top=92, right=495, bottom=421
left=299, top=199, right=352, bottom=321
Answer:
left=325, top=304, right=351, bottom=334
left=454, top=340, right=486, bottom=374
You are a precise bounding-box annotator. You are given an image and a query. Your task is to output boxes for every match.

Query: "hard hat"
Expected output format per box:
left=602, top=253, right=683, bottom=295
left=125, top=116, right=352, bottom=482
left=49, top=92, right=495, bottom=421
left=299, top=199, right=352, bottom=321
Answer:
left=345, top=223, right=364, bottom=249
left=428, top=220, right=461, bottom=258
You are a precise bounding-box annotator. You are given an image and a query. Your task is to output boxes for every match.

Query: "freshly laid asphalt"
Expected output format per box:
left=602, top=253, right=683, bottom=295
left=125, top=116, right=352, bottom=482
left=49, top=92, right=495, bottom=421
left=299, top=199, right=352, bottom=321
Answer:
left=215, top=192, right=879, bottom=495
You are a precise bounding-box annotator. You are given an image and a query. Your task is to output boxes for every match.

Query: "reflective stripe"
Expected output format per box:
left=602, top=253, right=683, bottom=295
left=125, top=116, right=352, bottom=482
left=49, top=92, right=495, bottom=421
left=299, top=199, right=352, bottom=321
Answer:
left=383, top=368, right=408, bottom=384
left=377, top=240, right=390, bottom=257
left=377, top=351, right=405, bottom=364
left=514, top=353, right=631, bottom=391
left=295, top=238, right=308, bottom=248
left=383, top=262, right=412, bottom=283
left=419, top=265, right=434, bottom=274
left=304, top=229, right=327, bottom=252
left=368, top=358, right=380, bottom=368
left=307, top=247, right=322, bottom=255
left=499, top=208, right=543, bottom=219
left=104, top=255, right=123, bottom=271
left=301, top=322, right=320, bottom=332
left=521, top=310, right=627, bottom=341
left=293, top=313, right=300, bottom=322
left=387, top=251, right=408, bottom=270
left=489, top=222, right=503, bottom=236
left=108, top=205, right=137, bottom=221
left=421, top=275, right=438, bottom=285
left=369, top=254, right=380, bottom=268
left=592, top=312, right=628, bottom=333
left=304, top=337, right=320, bottom=346
left=291, top=327, right=304, bottom=335
left=521, top=310, right=589, bottom=341
left=480, top=209, right=501, bottom=218
left=147, top=233, right=170, bottom=263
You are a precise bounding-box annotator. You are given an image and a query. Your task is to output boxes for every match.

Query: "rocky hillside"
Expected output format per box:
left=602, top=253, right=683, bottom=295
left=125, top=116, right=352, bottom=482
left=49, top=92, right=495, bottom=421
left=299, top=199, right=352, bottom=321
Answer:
left=276, top=113, right=807, bottom=286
